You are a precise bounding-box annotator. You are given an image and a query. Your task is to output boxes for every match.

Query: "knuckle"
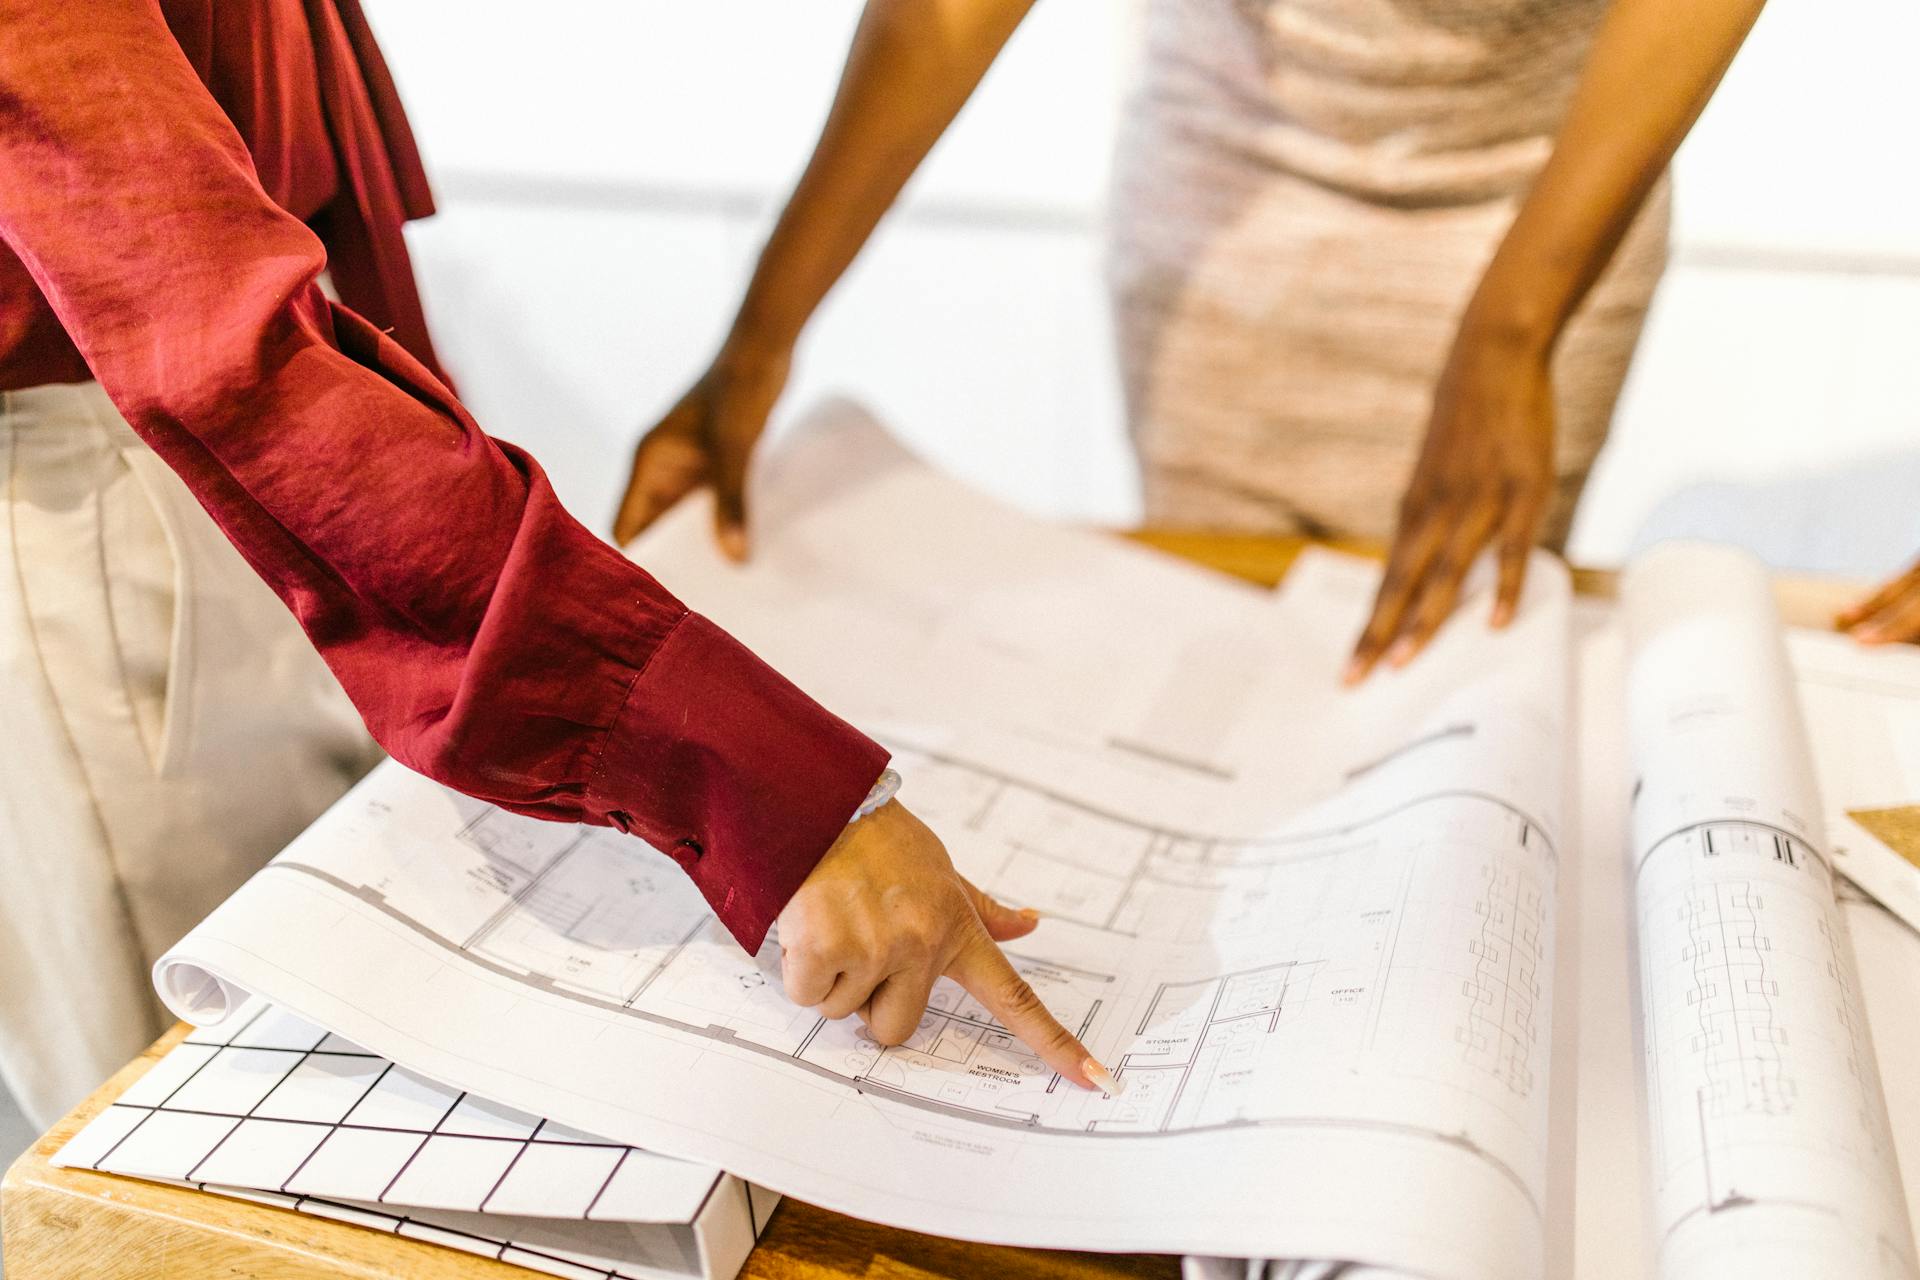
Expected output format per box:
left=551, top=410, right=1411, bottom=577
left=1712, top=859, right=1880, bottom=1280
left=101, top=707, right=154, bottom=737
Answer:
left=778, top=919, right=830, bottom=959
left=869, top=1008, right=919, bottom=1047
left=882, top=895, right=944, bottom=951
left=996, top=975, right=1045, bottom=1020
left=890, top=928, right=938, bottom=971
left=802, top=937, right=852, bottom=971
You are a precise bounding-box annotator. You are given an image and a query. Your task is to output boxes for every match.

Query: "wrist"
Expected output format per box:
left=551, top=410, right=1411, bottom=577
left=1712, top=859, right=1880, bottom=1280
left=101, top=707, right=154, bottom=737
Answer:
left=1456, top=249, right=1579, bottom=364
left=1454, top=291, right=1560, bottom=366
left=718, top=299, right=806, bottom=368
left=710, top=332, right=792, bottom=379
left=848, top=768, right=902, bottom=825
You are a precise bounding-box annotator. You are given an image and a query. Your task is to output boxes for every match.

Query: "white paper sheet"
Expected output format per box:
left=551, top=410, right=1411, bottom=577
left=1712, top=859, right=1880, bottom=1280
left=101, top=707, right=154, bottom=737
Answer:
left=1216, top=561, right=1920, bottom=1280
left=1789, top=626, right=1920, bottom=1246
left=1620, top=544, right=1917, bottom=1279
left=1791, top=630, right=1920, bottom=936
left=53, top=1000, right=720, bottom=1222
left=154, top=404, right=1573, bottom=1279
left=50, top=1001, right=759, bottom=1279
left=1553, top=598, right=1652, bottom=1280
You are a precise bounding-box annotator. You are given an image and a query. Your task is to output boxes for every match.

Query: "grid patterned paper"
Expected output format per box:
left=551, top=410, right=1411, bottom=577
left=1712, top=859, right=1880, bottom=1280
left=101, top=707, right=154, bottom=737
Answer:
left=54, top=1002, right=753, bottom=1280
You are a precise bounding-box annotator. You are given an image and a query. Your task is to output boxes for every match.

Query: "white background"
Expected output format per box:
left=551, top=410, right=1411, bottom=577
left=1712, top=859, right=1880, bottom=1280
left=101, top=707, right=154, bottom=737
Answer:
left=4, top=0, right=1918, bottom=1213
left=370, top=0, right=1920, bottom=573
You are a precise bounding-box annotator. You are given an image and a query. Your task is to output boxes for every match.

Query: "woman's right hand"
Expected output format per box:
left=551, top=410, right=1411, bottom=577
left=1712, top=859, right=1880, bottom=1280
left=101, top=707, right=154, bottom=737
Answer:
left=776, top=800, right=1117, bottom=1093
left=612, top=348, right=792, bottom=559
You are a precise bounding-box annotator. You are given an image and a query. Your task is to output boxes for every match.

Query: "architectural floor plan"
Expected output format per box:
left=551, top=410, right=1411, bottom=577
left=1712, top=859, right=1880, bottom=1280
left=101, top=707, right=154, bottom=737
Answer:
left=1622, top=547, right=1917, bottom=1280
left=153, top=409, right=1572, bottom=1280
left=266, top=750, right=1551, bottom=1144
left=142, top=409, right=1920, bottom=1280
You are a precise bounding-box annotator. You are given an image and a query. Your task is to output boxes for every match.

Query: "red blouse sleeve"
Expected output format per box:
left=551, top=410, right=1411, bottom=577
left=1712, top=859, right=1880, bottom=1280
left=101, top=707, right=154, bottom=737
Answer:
left=0, top=0, right=888, bottom=951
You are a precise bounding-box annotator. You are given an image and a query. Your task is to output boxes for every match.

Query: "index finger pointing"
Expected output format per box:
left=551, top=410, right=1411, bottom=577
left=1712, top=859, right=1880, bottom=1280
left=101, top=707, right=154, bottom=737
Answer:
left=947, top=933, right=1117, bottom=1093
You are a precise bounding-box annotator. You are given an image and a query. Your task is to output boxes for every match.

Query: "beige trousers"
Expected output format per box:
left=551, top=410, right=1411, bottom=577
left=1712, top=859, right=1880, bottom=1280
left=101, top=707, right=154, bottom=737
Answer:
left=0, top=382, right=377, bottom=1128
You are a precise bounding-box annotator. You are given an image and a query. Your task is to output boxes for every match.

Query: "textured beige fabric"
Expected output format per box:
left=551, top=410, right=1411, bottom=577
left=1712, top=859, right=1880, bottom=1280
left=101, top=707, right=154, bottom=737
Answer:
left=0, top=382, right=377, bottom=1127
left=1109, top=0, right=1672, bottom=544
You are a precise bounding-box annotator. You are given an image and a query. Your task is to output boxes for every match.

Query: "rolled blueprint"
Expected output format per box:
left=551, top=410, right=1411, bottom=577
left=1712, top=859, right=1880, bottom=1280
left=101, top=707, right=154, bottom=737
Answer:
left=1624, top=542, right=1917, bottom=1279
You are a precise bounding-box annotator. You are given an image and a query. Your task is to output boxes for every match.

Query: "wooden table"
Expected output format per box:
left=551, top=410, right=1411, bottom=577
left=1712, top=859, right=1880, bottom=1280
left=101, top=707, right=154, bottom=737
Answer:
left=1, top=1025, right=1175, bottom=1280
left=0, top=535, right=1866, bottom=1279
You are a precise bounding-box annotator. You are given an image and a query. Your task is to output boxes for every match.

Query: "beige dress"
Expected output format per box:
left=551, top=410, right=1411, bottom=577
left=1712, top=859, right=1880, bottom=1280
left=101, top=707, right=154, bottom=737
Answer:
left=1109, top=0, right=1671, bottom=545
left=0, top=382, right=378, bottom=1127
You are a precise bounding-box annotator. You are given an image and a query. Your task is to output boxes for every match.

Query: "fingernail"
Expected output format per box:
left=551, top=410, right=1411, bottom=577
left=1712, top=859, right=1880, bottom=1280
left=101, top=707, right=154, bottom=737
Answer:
left=1388, top=638, right=1417, bottom=666
left=1491, top=602, right=1514, bottom=628
left=1081, top=1057, right=1126, bottom=1096
left=718, top=527, right=748, bottom=562
left=1018, top=907, right=1041, bottom=924
left=1341, top=656, right=1366, bottom=686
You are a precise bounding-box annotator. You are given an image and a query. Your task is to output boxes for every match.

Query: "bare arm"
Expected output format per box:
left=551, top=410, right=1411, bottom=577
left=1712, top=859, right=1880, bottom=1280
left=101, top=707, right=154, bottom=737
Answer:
left=1348, top=0, right=1766, bottom=681
left=1464, top=0, right=1762, bottom=354
left=615, top=0, right=1037, bottom=551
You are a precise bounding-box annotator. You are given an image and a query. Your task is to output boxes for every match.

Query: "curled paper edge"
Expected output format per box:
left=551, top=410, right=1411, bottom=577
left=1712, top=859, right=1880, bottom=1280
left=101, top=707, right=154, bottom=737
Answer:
left=153, top=954, right=250, bottom=1028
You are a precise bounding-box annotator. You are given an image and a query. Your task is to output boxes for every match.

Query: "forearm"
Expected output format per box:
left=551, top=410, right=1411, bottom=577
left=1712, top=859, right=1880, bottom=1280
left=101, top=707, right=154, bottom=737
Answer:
left=723, top=0, right=1035, bottom=358
left=0, top=0, right=887, bottom=950
left=1466, top=0, right=1765, bottom=352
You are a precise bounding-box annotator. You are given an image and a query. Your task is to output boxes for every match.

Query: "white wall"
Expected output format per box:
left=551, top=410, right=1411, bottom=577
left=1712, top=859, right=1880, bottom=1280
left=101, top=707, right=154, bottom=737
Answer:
left=369, top=0, right=1920, bottom=573
left=1577, top=0, right=1920, bottom=572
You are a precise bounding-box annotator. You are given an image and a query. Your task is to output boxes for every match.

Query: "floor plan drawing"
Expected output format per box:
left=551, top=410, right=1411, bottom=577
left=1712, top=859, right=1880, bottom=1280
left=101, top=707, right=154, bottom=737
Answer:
left=152, top=416, right=1576, bottom=1279
left=85, top=413, right=1920, bottom=1280
left=262, top=745, right=1552, bottom=1147
left=1624, top=547, right=1918, bottom=1280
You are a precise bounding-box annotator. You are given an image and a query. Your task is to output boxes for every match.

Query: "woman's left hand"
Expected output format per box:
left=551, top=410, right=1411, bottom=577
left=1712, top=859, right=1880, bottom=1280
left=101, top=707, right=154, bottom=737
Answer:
left=1837, top=558, right=1920, bottom=644
left=1346, top=330, right=1556, bottom=685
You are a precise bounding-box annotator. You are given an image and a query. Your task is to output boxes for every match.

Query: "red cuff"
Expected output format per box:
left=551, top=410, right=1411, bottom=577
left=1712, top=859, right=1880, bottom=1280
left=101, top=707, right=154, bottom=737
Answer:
left=590, top=614, right=890, bottom=951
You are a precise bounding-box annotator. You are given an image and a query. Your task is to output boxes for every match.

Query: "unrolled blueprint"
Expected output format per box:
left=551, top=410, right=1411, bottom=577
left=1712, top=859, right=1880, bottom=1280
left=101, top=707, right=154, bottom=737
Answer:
left=155, top=405, right=1572, bottom=1279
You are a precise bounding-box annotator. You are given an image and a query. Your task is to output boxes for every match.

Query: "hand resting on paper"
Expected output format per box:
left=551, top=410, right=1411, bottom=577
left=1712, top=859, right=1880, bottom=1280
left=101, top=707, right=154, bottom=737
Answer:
left=1346, top=333, right=1555, bottom=684
left=777, top=799, right=1117, bottom=1093
left=1837, top=556, right=1920, bottom=645
left=614, top=351, right=788, bottom=559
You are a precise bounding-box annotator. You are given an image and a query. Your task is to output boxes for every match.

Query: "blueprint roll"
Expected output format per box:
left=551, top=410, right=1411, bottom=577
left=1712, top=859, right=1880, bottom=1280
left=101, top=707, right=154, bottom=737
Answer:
left=1622, top=542, right=1918, bottom=1280
left=154, top=943, right=249, bottom=1026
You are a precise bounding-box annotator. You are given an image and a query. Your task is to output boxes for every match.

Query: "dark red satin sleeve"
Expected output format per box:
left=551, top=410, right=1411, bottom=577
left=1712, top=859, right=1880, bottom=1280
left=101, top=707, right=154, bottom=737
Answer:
left=0, top=0, right=888, bottom=950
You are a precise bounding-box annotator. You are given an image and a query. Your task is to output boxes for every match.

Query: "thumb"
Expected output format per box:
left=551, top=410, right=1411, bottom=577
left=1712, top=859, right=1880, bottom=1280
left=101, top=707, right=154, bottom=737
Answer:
left=961, top=877, right=1039, bottom=942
